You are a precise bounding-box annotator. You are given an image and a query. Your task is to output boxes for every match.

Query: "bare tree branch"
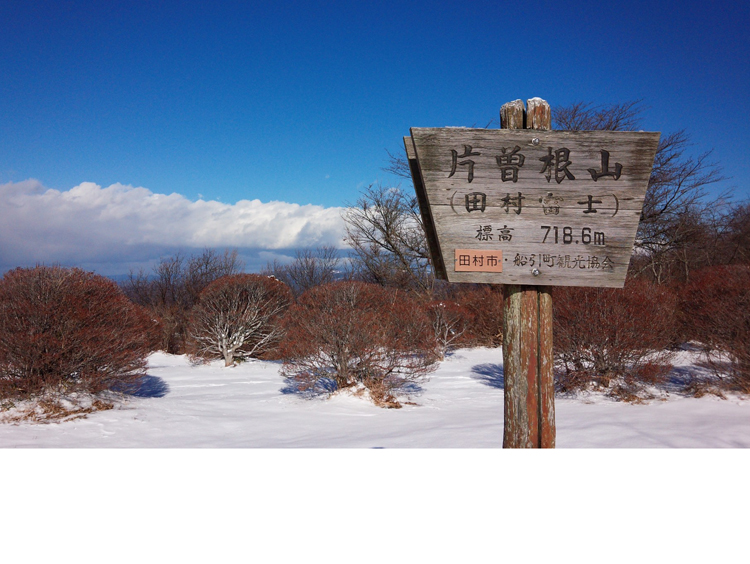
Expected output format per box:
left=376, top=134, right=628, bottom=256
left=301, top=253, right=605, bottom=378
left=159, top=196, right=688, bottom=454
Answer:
left=554, top=101, right=730, bottom=283
left=343, top=183, right=434, bottom=293
left=263, top=246, right=343, bottom=296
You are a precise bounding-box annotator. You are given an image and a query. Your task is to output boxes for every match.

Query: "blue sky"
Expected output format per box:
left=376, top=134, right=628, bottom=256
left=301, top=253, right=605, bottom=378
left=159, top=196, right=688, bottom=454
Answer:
left=1, top=0, right=748, bottom=274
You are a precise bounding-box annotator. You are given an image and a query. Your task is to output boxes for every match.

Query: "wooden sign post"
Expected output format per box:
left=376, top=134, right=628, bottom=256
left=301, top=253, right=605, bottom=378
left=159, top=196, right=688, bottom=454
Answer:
left=501, top=99, right=555, bottom=448
left=404, top=98, right=660, bottom=448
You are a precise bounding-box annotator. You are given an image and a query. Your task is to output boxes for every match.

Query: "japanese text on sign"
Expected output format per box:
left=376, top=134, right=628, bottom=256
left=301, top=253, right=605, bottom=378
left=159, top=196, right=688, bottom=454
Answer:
left=407, top=128, right=661, bottom=287
left=447, top=146, right=623, bottom=185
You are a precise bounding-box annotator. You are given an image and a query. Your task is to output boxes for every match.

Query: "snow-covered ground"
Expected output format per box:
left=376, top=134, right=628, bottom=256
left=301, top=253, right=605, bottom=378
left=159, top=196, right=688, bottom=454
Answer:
left=1, top=347, right=748, bottom=448
left=2, top=348, right=748, bottom=563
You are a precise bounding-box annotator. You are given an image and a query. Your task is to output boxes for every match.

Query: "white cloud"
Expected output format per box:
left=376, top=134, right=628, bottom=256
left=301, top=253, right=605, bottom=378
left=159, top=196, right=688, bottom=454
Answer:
left=0, top=180, right=348, bottom=274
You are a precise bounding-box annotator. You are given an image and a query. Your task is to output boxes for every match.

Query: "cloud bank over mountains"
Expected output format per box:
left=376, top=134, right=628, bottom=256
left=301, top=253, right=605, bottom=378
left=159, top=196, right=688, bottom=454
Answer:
left=0, top=180, right=348, bottom=275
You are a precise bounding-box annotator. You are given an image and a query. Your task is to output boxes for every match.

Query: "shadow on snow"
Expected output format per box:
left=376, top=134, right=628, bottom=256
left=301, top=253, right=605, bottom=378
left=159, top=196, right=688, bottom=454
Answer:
left=113, top=374, right=170, bottom=398
left=665, top=360, right=732, bottom=396
left=280, top=377, right=425, bottom=398
left=280, top=377, right=338, bottom=398
left=470, top=363, right=505, bottom=389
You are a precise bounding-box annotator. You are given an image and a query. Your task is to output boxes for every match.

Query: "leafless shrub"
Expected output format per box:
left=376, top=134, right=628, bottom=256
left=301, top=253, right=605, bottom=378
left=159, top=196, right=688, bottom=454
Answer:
left=122, top=248, right=244, bottom=353
left=187, top=274, right=292, bottom=367
left=679, top=265, right=750, bottom=393
left=553, top=278, right=677, bottom=401
left=439, top=284, right=504, bottom=347
left=279, top=281, right=438, bottom=408
left=0, top=266, right=156, bottom=405
left=426, top=300, right=473, bottom=359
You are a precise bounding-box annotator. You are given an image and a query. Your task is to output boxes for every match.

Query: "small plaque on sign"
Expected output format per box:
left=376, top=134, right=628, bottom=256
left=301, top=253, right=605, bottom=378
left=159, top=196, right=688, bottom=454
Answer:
left=455, top=249, right=503, bottom=272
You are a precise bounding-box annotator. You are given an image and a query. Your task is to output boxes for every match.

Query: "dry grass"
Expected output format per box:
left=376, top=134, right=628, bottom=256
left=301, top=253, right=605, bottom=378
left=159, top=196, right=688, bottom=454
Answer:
left=0, top=394, right=115, bottom=424
left=362, top=377, right=403, bottom=409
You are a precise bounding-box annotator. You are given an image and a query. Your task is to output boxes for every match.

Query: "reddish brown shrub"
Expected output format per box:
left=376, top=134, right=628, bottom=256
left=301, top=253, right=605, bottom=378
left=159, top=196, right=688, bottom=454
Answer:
left=438, top=284, right=504, bottom=347
left=0, top=266, right=157, bottom=400
left=123, top=249, right=244, bottom=353
left=553, top=278, right=677, bottom=400
left=279, top=281, right=438, bottom=407
left=187, top=274, right=292, bottom=366
left=680, top=265, right=750, bottom=392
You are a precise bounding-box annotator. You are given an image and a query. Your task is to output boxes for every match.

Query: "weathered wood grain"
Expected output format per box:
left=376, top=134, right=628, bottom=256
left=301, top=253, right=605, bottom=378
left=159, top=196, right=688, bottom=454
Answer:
left=501, top=98, right=554, bottom=449
left=404, top=135, right=446, bottom=278
left=405, top=97, right=660, bottom=448
left=502, top=283, right=555, bottom=447
left=409, top=127, right=659, bottom=287
left=503, top=283, right=533, bottom=448
left=500, top=99, right=525, bottom=130
left=538, top=287, right=554, bottom=448
left=527, top=97, right=550, bottom=131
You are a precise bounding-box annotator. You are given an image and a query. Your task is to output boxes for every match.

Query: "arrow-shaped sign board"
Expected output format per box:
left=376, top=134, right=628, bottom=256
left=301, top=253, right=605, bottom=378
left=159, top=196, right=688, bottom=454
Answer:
left=405, top=128, right=660, bottom=288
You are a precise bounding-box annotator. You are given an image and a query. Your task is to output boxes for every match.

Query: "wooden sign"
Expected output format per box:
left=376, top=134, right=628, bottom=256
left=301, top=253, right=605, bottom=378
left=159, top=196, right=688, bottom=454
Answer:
left=405, top=128, right=660, bottom=288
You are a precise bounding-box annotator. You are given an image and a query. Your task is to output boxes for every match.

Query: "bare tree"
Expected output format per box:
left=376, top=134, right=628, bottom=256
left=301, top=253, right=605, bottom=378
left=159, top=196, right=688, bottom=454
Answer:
left=553, top=100, right=644, bottom=132
left=553, top=101, right=728, bottom=283
left=383, top=149, right=412, bottom=180
left=187, top=274, right=292, bottom=366
left=184, top=249, right=244, bottom=307
left=721, top=203, right=750, bottom=265
left=343, top=183, right=434, bottom=293
left=122, top=248, right=244, bottom=353
left=264, top=246, right=343, bottom=296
